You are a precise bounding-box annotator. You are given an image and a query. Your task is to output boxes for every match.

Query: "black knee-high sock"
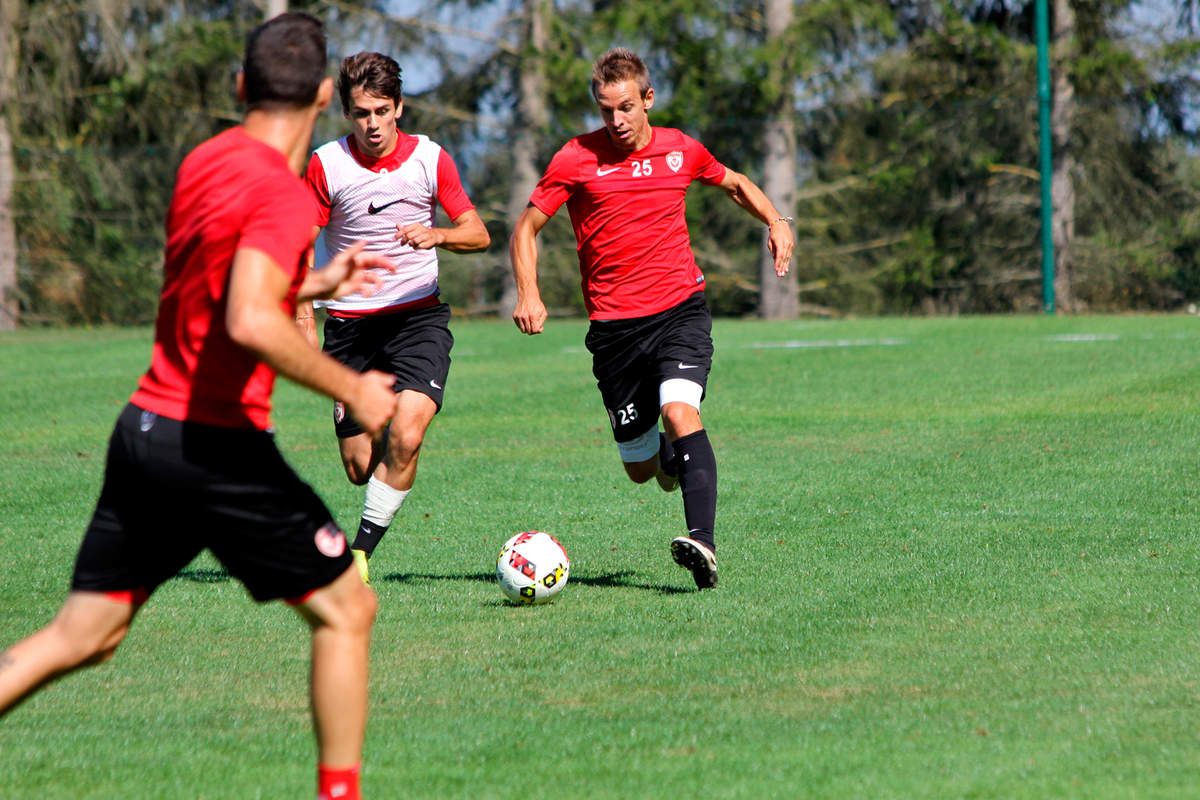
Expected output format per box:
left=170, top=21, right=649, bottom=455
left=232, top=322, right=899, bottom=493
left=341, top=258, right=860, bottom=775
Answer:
left=673, top=429, right=717, bottom=552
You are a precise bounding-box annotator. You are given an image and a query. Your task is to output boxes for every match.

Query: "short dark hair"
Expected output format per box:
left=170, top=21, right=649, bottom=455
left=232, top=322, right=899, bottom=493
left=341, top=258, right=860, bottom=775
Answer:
left=337, top=52, right=403, bottom=115
left=242, top=13, right=328, bottom=110
left=591, top=48, right=651, bottom=100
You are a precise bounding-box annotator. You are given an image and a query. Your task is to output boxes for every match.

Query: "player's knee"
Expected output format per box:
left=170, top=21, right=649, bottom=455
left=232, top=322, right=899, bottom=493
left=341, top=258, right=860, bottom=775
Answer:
left=661, top=402, right=701, bottom=439
left=388, top=427, right=425, bottom=464
left=342, top=460, right=372, bottom=486
left=623, top=459, right=658, bottom=484
left=50, top=619, right=129, bottom=669
left=343, top=585, right=377, bottom=635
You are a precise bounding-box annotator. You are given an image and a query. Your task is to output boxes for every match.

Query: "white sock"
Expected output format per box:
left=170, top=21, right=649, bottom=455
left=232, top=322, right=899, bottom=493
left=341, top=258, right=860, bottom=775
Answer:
left=362, top=476, right=410, bottom=528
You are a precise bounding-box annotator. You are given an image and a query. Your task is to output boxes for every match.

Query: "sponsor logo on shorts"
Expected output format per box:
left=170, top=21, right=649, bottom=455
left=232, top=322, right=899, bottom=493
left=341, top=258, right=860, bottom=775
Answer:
left=333, top=401, right=346, bottom=423
left=139, top=410, right=157, bottom=432
left=314, top=523, right=347, bottom=558
left=429, top=379, right=442, bottom=390
left=667, top=151, right=683, bottom=172
left=678, top=362, right=700, bottom=370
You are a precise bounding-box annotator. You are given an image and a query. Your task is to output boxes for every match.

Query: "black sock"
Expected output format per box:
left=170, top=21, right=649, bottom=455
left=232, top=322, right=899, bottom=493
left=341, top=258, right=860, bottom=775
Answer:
left=674, top=429, right=717, bottom=552
left=658, top=431, right=677, bottom=477
left=351, top=519, right=387, bottom=556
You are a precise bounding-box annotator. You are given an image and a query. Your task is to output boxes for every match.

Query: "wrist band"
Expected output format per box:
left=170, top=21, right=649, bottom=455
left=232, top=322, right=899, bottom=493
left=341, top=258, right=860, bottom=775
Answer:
left=769, top=216, right=794, bottom=226
left=296, top=315, right=314, bottom=320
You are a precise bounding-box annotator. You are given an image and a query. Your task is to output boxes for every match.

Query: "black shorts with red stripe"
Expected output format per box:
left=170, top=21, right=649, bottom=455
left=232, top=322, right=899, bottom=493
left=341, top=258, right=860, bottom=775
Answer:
left=71, top=404, right=352, bottom=603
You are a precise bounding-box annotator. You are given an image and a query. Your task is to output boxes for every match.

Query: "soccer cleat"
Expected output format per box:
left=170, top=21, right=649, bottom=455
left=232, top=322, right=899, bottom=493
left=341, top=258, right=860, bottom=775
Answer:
left=655, top=432, right=679, bottom=492
left=670, top=536, right=718, bottom=589
left=351, top=548, right=371, bottom=585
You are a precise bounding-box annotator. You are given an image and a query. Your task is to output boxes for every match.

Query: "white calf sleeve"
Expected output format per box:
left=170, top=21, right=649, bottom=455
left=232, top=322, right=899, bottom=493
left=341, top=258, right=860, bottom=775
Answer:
left=362, top=476, right=410, bottom=528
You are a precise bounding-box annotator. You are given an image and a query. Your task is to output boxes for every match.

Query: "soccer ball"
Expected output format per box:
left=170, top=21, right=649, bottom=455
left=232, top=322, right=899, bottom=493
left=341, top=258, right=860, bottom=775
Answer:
left=496, top=531, right=570, bottom=605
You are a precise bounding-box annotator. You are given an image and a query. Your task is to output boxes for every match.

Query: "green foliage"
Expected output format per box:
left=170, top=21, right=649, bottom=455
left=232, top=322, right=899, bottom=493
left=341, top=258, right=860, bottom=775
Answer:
left=11, top=0, right=263, bottom=325
left=7, top=0, right=1200, bottom=323
left=793, top=3, right=1200, bottom=313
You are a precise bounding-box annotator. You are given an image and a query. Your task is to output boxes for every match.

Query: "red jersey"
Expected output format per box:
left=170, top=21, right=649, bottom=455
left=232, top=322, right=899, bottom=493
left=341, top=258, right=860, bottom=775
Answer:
left=528, top=127, right=727, bottom=320
left=130, top=127, right=318, bottom=430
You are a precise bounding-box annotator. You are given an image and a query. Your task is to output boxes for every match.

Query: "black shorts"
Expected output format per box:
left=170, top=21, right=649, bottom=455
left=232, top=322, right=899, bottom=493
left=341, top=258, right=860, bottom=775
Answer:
left=584, top=292, right=714, bottom=443
left=71, top=404, right=352, bottom=603
left=322, top=302, right=453, bottom=438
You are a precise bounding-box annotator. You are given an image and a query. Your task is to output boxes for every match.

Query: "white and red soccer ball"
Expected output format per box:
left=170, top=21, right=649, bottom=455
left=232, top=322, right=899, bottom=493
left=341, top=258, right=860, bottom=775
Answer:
left=496, top=531, right=570, bottom=605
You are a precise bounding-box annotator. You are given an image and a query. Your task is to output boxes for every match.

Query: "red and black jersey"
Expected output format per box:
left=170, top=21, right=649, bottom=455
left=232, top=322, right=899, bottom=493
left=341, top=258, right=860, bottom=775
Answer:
left=528, top=127, right=727, bottom=320
left=130, top=126, right=318, bottom=431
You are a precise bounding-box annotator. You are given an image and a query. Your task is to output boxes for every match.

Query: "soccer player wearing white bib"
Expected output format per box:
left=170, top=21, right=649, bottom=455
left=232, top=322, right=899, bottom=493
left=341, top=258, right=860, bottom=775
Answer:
left=299, top=52, right=489, bottom=583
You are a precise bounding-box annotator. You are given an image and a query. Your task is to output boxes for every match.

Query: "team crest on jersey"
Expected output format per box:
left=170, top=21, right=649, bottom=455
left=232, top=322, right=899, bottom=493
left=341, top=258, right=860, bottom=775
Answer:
left=667, top=151, right=684, bottom=173
left=334, top=401, right=346, bottom=424
left=314, top=523, right=347, bottom=558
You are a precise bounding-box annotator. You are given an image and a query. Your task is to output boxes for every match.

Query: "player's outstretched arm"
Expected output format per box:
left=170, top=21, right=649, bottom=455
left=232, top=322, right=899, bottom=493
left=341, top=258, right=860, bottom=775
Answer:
left=509, top=205, right=552, bottom=335
left=227, top=247, right=398, bottom=435
left=717, top=169, right=795, bottom=277
left=297, top=240, right=393, bottom=302
left=395, top=209, right=490, bottom=253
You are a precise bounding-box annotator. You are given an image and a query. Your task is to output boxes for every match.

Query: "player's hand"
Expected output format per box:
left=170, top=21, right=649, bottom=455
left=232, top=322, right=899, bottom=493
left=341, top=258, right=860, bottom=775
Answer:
left=395, top=223, right=445, bottom=251
left=347, top=370, right=398, bottom=437
left=513, top=294, right=548, bottom=335
left=300, top=241, right=394, bottom=301
left=767, top=221, right=794, bottom=278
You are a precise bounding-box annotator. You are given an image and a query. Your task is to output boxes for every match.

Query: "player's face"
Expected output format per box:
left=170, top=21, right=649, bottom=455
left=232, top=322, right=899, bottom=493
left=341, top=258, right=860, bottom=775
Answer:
left=346, top=87, right=401, bottom=158
left=595, top=80, right=654, bottom=152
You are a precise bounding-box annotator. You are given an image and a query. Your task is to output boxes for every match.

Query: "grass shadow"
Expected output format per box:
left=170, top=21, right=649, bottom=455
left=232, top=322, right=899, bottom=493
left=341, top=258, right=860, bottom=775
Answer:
left=382, top=570, right=693, bottom=595
left=174, top=568, right=231, bottom=584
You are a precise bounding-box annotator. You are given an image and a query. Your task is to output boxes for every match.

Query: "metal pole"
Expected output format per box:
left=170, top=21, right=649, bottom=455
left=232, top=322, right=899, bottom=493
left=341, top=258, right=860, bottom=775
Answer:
left=1036, top=0, right=1055, bottom=313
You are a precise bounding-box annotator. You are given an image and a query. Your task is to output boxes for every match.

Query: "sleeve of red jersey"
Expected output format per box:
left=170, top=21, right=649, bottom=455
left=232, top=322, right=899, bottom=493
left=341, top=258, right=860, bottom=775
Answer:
left=434, top=149, right=476, bottom=221
left=303, top=152, right=333, bottom=227
left=527, top=142, right=578, bottom=218
left=689, top=137, right=728, bottom=186
left=238, top=184, right=318, bottom=281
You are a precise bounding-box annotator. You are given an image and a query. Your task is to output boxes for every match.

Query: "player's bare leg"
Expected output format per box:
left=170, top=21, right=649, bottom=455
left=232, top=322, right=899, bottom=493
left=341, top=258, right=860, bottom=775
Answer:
left=0, top=592, right=137, bottom=718
left=295, top=564, right=376, bottom=798
left=347, top=390, right=437, bottom=581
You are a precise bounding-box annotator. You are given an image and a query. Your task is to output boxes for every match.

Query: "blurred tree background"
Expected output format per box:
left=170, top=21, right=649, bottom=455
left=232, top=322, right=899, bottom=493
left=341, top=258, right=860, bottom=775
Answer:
left=2, top=0, right=1197, bottom=326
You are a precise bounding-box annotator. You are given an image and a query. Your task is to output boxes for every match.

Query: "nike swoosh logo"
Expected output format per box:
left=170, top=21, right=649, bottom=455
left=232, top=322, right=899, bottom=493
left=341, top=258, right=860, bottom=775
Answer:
left=429, top=379, right=443, bottom=390
left=678, top=362, right=700, bottom=370
left=596, top=166, right=621, bottom=176
left=367, top=199, right=402, bottom=214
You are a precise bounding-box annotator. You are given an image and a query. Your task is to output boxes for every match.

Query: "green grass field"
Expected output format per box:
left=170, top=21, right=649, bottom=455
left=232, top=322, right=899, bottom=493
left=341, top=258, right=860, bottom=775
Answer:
left=1, top=314, right=1198, bottom=798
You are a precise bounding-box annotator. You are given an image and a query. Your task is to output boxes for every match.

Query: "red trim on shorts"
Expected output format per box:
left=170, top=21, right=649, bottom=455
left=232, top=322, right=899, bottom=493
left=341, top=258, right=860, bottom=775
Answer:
left=327, top=293, right=440, bottom=319
left=284, top=588, right=319, bottom=607
left=104, top=587, right=151, bottom=606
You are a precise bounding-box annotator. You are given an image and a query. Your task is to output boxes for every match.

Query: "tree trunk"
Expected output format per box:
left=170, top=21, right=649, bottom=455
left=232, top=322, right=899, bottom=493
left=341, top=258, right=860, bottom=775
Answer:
left=0, top=0, right=18, bottom=330
left=758, top=0, right=798, bottom=319
left=1051, top=0, right=1077, bottom=312
left=499, top=0, right=550, bottom=319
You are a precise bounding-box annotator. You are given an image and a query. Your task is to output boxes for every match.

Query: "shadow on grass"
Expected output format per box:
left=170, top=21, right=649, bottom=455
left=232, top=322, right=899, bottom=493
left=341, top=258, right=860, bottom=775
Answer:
left=382, top=570, right=693, bottom=595
left=175, top=568, right=231, bottom=584
left=169, top=567, right=694, bottom=595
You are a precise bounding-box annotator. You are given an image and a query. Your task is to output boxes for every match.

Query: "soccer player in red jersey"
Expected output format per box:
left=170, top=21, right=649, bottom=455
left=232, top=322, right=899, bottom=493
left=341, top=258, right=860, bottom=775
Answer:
left=509, top=48, right=795, bottom=589
left=0, top=15, right=394, bottom=800
left=297, top=52, right=490, bottom=584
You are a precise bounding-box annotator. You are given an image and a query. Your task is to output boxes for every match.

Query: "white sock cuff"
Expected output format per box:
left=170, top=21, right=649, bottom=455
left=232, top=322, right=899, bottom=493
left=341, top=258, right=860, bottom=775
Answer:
left=362, top=476, right=410, bottom=528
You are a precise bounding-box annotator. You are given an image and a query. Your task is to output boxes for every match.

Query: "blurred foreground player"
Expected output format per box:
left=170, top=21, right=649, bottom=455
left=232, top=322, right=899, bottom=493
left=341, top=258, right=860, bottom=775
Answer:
left=509, top=48, right=794, bottom=589
left=0, top=14, right=396, bottom=800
